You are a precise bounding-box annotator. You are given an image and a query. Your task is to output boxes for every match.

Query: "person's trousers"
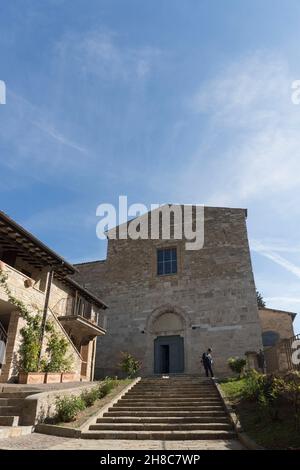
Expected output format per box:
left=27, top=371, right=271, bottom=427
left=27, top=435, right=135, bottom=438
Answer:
left=204, top=364, right=214, bottom=377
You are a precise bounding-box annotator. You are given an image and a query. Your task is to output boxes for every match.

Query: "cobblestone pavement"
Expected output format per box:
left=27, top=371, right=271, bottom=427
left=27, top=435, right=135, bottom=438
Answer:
left=0, top=433, right=244, bottom=450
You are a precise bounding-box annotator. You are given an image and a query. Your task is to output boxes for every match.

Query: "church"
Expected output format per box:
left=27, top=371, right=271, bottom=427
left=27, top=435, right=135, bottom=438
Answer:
left=75, top=205, right=264, bottom=378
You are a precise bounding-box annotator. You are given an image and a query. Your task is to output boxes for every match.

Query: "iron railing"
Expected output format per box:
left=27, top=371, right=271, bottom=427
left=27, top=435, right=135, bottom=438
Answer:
left=0, top=320, right=7, bottom=344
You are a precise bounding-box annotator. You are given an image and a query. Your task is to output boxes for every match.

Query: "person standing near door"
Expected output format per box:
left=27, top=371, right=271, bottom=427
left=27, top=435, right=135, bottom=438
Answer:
left=201, top=348, right=214, bottom=377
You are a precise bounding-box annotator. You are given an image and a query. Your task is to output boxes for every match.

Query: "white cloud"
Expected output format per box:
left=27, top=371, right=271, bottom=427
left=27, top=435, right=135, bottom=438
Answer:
left=176, top=54, right=300, bottom=333
left=179, top=51, right=300, bottom=207
left=251, top=238, right=300, bottom=253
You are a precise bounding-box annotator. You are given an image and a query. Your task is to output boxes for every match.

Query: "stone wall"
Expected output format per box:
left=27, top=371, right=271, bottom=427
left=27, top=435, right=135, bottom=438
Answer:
left=22, top=382, right=96, bottom=425
left=258, top=308, right=295, bottom=340
left=0, top=263, right=82, bottom=382
left=76, top=206, right=263, bottom=378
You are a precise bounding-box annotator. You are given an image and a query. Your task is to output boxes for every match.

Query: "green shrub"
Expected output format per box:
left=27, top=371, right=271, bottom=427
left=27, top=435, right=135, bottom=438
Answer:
left=242, top=370, right=284, bottom=421
left=42, top=331, right=73, bottom=373
left=282, top=372, right=300, bottom=430
left=98, top=377, right=116, bottom=399
left=55, top=395, right=86, bottom=422
left=18, top=315, right=42, bottom=372
left=81, top=387, right=99, bottom=407
left=227, top=357, right=247, bottom=376
left=242, top=369, right=263, bottom=400
left=0, top=269, right=72, bottom=374
left=119, top=352, right=141, bottom=378
left=257, top=374, right=284, bottom=421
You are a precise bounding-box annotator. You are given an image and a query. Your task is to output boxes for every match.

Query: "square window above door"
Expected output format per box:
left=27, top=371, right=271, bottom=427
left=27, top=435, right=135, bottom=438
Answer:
left=157, top=247, right=177, bottom=276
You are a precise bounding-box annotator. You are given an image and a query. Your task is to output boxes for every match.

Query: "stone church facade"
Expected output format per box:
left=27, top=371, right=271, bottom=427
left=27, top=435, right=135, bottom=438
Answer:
left=75, top=206, right=263, bottom=378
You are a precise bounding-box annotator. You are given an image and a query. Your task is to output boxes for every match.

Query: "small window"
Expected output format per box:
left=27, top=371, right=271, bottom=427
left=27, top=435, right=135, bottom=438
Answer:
left=262, top=331, right=280, bottom=347
left=157, top=248, right=177, bottom=276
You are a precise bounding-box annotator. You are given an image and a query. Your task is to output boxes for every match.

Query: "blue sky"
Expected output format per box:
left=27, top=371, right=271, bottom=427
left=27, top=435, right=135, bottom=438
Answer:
left=1, top=0, right=300, bottom=334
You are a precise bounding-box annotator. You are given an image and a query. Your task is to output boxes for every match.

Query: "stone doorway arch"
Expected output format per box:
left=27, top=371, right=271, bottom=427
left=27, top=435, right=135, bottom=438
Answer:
left=145, top=305, right=189, bottom=375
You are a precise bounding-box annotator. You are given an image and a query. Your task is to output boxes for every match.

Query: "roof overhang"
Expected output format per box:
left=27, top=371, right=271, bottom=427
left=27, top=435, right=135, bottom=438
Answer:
left=0, top=211, right=76, bottom=277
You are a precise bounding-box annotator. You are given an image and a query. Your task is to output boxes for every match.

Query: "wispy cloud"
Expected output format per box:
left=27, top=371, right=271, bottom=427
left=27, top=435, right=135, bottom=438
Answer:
left=32, top=119, right=87, bottom=154
left=251, top=239, right=300, bottom=279
left=8, top=90, right=88, bottom=154
left=251, top=238, right=300, bottom=253
left=0, top=89, right=91, bottom=190
left=177, top=52, right=300, bottom=208
left=56, top=30, right=162, bottom=82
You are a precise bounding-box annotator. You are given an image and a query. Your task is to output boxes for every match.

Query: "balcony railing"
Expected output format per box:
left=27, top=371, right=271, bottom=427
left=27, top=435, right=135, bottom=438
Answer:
left=66, top=296, right=96, bottom=322
left=0, top=321, right=7, bottom=344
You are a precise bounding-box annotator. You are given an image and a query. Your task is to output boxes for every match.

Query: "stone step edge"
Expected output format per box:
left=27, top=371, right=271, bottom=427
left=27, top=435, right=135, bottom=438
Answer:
left=0, top=415, right=19, bottom=426
left=97, top=416, right=229, bottom=422
left=89, top=424, right=232, bottom=430
left=81, top=430, right=236, bottom=440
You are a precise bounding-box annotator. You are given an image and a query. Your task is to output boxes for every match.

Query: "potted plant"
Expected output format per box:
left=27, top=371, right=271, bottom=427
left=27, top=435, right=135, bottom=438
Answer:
left=42, top=331, right=74, bottom=383
left=44, top=372, right=62, bottom=383
left=18, top=314, right=45, bottom=384
left=0, top=267, right=77, bottom=384
left=19, top=371, right=45, bottom=384
left=61, top=372, right=79, bottom=382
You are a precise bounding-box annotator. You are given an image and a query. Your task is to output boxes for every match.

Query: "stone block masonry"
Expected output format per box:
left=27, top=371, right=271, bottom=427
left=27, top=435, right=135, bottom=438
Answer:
left=75, top=206, right=263, bottom=378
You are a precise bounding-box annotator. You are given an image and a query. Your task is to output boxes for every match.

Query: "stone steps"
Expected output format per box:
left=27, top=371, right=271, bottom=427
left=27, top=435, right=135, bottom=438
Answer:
left=132, top=385, right=214, bottom=388
left=120, top=399, right=221, bottom=404
left=0, top=405, right=22, bottom=416
left=81, top=430, right=236, bottom=440
left=89, top=423, right=232, bottom=431
left=0, top=391, right=37, bottom=398
left=98, top=416, right=229, bottom=423
left=137, top=382, right=212, bottom=385
left=110, top=405, right=224, bottom=411
left=133, top=384, right=213, bottom=387
left=82, top=376, right=233, bottom=440
left=0, top=398, right=26, bottom=406
left=0, top=415, right=19, bottom=426
left=129, top=392, right=216, bottom=396
left=0, top=390, right=35, bottom=426
left=104, top=410, right=227, bottom=417
left=126, top=389, right=218, bottom=392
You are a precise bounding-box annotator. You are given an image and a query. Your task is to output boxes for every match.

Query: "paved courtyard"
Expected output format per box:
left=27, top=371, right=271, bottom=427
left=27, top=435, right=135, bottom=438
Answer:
left=0, top=432, right=244, bottom=450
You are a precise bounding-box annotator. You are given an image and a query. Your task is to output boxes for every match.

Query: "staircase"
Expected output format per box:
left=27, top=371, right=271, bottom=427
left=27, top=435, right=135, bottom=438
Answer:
left=82, top=375, right=235, bottom=440
left=0, top=389, right=38, bottom=426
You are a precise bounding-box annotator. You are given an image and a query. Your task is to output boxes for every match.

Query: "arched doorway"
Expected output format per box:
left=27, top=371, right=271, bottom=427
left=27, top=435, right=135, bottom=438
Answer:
left=151, top=311, right=185, bottom=374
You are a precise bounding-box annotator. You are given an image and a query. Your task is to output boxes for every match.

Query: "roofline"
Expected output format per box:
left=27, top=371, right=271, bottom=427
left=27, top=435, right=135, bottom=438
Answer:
left=259, top=307, right=297, bottom=321
left=105, top=204, right=248, bottom=236
left=0, top=211, right=77, bottom=275
left=74, top=259, right=105, bottom=267
left=65, top=276, right=108, bottom=309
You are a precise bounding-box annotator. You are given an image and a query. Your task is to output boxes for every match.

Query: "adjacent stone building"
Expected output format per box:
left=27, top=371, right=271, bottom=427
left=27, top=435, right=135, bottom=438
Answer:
left=258, top=307, right=296, bottom=348
left=75, top=205, right=264, bottom=378
left=0, top=211, right=107, bottom=383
